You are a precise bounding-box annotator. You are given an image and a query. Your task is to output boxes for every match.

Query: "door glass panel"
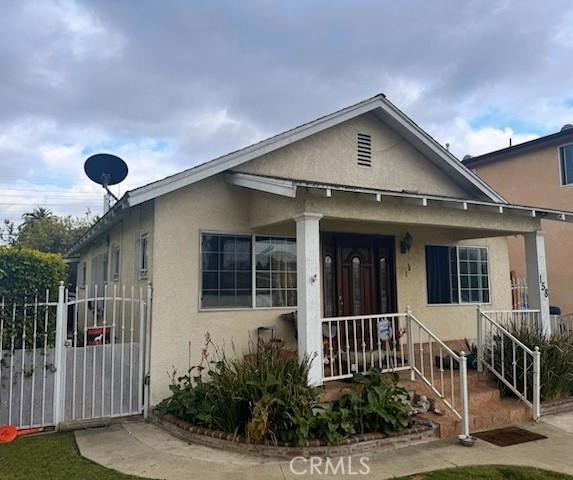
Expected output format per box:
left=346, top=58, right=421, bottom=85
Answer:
left=324, top=255, right=335, bottom=317
left=379, top=257, right=388, bottom=313
left=352, top=256, right=362, bottom=316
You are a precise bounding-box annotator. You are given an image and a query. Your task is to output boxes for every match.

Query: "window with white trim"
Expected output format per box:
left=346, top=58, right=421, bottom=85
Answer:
left=111, top=245, right=121, bottom=282
left=200, top=233, right=297, bottom=309
left=255, top=237, right=297, bottom=307
left=137, top=233, right=149, bottom=279
left=426, top=245, right=489, bottom=304
left=560, top=144, right=573, bottom=185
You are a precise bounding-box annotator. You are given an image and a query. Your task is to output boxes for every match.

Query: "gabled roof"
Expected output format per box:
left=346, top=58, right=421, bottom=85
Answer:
left=127, top=93, right=506, bottom=206
left=67, top=94, right=507, bottom=256
left=463, top=127, right=573, bottom=169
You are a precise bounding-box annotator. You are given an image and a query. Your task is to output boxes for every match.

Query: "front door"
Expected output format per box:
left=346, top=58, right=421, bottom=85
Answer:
left=322, top=234, right=397, bottom=318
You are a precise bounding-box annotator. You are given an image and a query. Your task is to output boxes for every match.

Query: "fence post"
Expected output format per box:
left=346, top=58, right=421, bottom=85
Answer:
left=143, top=283, right=152, bottom=419
left=406, top=306, right=415, bottom=381
left=53, top=281, right=66, bottom=430
left=533, top=346, right=541, bottom=421
left=476, top=306, right=483, bottom=373
left=458, top=352, right=471, bottom=442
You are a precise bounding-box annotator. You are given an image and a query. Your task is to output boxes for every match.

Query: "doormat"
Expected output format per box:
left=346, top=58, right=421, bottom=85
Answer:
left=473, top=426, right=547, bottom=447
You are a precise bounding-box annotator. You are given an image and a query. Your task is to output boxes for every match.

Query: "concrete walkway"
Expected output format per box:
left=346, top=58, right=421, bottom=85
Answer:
left=75, top=416, right=573, bottom=479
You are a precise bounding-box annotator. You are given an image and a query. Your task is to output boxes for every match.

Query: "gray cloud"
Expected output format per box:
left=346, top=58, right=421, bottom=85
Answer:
left=0, top=0, right=572, bottom=220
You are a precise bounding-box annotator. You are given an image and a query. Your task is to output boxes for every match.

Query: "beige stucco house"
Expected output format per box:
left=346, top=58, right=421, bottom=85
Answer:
left=67, top=94, right=571, bottom=406
left=463, top=128, right=573, bottom=315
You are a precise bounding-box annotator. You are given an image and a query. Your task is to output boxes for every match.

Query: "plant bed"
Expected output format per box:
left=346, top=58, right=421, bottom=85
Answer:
left=150, top=410, right=436, bottom=459
left=155, top=334, right=435, bottom=455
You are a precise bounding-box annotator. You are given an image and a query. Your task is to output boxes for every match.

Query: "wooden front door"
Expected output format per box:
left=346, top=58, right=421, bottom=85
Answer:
left=322, top=234, right=397, bottom=317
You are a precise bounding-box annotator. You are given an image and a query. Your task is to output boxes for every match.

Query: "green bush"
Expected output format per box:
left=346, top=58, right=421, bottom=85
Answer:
left=158, top=338, right=319, bottom=446
left=158, top=337, right=414, bottom=447
left=0, top=247, right=67, bottom=301
left=491, top=322, right=573, bottom=402
left=0, top=247, right=66, bottom=349
left=311, top=370, right=412, bottom=443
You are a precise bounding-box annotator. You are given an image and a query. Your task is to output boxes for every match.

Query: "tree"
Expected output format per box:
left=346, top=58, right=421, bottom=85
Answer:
left=0, top=207, right=98, bottom=255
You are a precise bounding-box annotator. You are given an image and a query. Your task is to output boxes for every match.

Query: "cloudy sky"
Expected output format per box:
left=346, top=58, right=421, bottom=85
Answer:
left=1, top=0, right=572, bottom=222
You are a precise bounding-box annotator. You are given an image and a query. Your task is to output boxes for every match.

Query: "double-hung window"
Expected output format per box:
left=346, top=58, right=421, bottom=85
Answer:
left=200, top=233, right=297, bottom=309
left=426, top=245, right=489, bottom=304
left=560, top=144, right=573, bottom=186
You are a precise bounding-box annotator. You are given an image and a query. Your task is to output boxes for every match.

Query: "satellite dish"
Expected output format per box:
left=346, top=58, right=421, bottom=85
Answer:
left=84, top=153, right=128, bottom=205
left=84, top=153, right=128, bottom=187
left=561, top=124, right=573, bottom=132
left=462, top=154, right=473, bottom=161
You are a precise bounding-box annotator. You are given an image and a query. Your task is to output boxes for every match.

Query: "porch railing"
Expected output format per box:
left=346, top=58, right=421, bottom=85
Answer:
left=321, top=309, right=471, bottom=441
left=477, top=308, right=540, bottom=420
left=321, top=313, right=410, bottom=381
left=407, top=310, right=470, bottom=440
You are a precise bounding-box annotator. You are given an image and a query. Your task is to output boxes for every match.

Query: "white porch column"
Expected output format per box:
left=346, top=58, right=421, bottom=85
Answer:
left=294, top=212, right=323, bottom=386
left=524, top=231, right=551, bottom=336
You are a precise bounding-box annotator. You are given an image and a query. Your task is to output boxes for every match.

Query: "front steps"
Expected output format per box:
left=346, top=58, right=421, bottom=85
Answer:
left=398, top=369, right=532, bottom=438
left=320, top=369, right=532, bottom=439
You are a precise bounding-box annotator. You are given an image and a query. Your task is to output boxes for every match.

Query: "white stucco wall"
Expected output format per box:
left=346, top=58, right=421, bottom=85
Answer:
left=236, top=112, right=469, bottom=198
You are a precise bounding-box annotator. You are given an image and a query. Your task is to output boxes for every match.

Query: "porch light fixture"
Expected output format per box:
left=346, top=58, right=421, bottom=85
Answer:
left=400, top=232, right=413, bottom=254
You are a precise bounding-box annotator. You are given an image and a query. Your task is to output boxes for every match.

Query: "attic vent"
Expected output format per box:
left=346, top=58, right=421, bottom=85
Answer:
left=357, top=133, right=372, bottom=167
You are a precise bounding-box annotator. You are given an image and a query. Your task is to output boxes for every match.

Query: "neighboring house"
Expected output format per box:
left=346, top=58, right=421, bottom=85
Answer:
left=66, top=94, right=571, bottom=406
left=463, top=127, right=573, bottom=315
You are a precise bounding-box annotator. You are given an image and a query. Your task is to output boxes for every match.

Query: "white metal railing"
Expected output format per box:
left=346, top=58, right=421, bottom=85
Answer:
left=477, top=308, right=540, bottom=419
left=321, top=313, right=410, bottom=381
left=0, top=282, right=151, bottom=431
left=511, top=277, right=528, bottom=310
left=558, top=313, right=573, bottom=334
left=407, top=310, right=470, bottom=441
left=481, top=309, right=541, bottom=331
left=321, top=309, right=471, bottom=441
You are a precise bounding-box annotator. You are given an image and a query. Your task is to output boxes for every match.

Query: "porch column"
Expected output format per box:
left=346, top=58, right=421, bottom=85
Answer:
left=294, top=213, right=323, bottom=386
left=524, top=231, right=551, bottom=336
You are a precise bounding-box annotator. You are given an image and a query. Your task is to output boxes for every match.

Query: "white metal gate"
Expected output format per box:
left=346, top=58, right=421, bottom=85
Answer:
left=0, top=282, right=151, bottom=431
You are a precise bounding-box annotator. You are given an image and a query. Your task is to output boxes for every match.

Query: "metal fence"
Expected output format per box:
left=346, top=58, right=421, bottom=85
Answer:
left=0, top=283, right=151, bottom=431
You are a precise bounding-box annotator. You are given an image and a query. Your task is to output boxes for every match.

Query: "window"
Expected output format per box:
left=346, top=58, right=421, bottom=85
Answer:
left=201, top=234, right=252, bottom=308
left=78, top=261, right=87, bottom=288
left=560, top=144, right=573, bottom=185
left=200, top=233, right=297, bottom=310
left=255, top=237, right=297, bottom=307
left=111, top=245, right=121, bottom=282
left=357, top=132, right=372, bottom=167
left=137, top=234, right=149, bottom=279
left=90, top=253, right=108, bottom=290
left=426, top=245, right=489, bottom=304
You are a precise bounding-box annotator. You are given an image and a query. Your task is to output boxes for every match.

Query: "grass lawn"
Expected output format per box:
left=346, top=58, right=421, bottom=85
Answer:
left=0, top=432, right=151, bottom=480
left=401, top=465, right=573, bottom=479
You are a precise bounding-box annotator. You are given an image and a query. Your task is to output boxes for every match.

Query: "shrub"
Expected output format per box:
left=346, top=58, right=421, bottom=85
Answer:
left=158, top=337, right=319, bottom=446
left=311, top=370, right=412, bottom=443
left=0, top=247, right=66, bottom=349
left=0, top=247, right=67, bottom=301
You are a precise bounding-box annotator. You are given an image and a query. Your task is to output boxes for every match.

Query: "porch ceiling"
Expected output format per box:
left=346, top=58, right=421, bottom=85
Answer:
left=227, top=172, right=573, bottom=231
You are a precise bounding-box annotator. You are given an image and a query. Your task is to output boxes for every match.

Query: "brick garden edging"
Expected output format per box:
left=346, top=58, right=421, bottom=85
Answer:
left=541, top=397, right=573, bottom=416
left=149, top=411, right=436, bottom=459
